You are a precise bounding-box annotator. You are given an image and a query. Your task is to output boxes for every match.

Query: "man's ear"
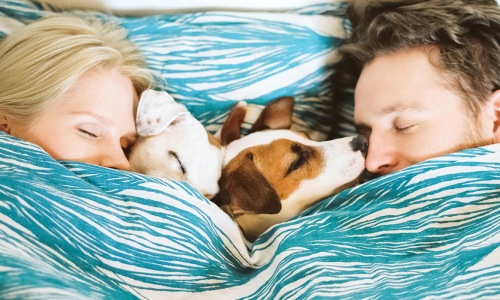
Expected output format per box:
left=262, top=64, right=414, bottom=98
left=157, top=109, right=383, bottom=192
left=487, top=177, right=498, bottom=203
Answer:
left=0, top=114, right=11, bottom=134
left=490, top=90, right=500, bottom=143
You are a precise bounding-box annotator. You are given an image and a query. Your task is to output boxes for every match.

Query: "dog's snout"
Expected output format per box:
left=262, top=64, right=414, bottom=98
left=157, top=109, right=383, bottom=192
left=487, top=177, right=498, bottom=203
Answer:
left=350, top=135, right=368, bottom=157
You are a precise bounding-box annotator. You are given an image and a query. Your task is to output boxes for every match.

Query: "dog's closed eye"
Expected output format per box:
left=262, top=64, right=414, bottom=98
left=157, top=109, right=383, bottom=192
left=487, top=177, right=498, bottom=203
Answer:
left=286, top=143, right=310, bottom=176
left=168, top=151, right=186, bottom=175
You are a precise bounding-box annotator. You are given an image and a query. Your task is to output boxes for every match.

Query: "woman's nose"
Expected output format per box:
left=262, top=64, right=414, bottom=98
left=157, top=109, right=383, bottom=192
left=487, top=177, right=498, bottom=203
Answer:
left=99, top=145, right=131, bottom=171
left=365, top=134, right=399, bottom=176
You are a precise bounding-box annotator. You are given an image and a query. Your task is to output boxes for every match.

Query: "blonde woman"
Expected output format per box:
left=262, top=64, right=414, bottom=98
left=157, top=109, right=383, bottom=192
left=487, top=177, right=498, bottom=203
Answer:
left=0, top=15, right=158, bottom=170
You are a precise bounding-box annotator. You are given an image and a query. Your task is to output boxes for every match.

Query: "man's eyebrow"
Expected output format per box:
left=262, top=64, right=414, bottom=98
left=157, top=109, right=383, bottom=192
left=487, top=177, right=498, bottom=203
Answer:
left=378, top=103, right=421, bottom=116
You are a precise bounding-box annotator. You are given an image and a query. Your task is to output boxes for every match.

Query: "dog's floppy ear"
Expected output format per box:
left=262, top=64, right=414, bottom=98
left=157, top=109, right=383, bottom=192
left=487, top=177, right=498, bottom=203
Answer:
left=136, top=89, right=189, bottom=137
left=249, top=96, right=295, bottom=133
left=220, top=101, right=247, bottom=146
left=215, top=152, right=281, bottom=216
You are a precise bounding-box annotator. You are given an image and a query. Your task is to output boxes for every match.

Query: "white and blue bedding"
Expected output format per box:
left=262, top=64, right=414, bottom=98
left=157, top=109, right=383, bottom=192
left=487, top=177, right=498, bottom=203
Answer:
left=1, top=0, right=500, bottom=299
left=1, top=133, right=500, bottom=299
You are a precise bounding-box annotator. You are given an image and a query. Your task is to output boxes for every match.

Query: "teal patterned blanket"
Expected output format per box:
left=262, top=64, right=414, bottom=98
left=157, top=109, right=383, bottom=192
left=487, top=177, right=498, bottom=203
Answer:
left=1, top=133, right=500, bottom=299
left=1, top=0, right=500, bottom=298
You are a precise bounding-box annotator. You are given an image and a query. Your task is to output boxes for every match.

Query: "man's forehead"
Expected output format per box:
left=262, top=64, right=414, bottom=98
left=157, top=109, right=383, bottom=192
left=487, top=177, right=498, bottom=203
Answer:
left=354, top=49, right=448, bottom=114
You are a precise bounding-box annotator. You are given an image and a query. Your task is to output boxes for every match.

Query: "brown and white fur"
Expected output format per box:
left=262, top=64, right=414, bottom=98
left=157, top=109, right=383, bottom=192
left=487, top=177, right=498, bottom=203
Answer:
left=128, top=89, right=252, bottom=199
left=214, top=97, right=368, bottom=241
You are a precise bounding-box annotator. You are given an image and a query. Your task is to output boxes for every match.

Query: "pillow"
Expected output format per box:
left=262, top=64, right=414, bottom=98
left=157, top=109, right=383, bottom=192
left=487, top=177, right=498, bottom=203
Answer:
left=0, top=0, right=356, bottom=140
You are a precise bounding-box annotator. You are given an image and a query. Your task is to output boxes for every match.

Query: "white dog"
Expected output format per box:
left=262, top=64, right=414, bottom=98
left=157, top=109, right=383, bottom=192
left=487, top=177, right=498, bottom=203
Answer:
left=128, top=90, right=228, bottom=199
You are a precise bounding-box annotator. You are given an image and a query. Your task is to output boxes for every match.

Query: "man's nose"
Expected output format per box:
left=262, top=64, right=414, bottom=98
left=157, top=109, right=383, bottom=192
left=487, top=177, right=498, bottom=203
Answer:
left=99, top=144, right=131, bottom=171
left=365, top=134, right=398, bottom=176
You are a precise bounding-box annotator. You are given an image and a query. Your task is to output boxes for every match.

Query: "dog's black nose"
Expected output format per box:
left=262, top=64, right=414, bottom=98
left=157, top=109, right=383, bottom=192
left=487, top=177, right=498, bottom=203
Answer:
left=350, top=135, right=368, bottom=157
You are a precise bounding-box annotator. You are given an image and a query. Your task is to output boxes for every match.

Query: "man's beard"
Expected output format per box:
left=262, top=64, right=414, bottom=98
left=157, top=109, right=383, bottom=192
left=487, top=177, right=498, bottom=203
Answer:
left=453, top=117, right=494, bottom=153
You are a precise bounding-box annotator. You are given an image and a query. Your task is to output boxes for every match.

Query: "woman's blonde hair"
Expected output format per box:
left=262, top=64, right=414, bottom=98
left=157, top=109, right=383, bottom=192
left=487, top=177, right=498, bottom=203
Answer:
left=0, top=14, right=158, bottom=127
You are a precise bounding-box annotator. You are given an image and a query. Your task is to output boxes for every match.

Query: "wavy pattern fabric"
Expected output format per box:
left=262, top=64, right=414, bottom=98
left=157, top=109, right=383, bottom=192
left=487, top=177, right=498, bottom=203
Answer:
left=0, top=0, right=353, bottom=140
left=2, top=1, right=500, bottom=298
left=1, top=134, right=500, bottom=299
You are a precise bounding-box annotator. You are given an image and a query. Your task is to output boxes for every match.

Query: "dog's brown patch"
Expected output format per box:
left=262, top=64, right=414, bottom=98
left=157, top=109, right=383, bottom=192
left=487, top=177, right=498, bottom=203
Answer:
left=217, top=139, right=324, bottom=215
left=207, top=130, right=222, bottom=149
left=217, top=152, right=281, bottom=216
left=250, top=139, right=323, bottom=200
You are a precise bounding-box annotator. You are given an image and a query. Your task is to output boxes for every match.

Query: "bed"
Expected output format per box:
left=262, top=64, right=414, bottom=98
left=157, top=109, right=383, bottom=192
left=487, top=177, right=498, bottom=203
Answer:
left=1, top=0, right=500, bottom=299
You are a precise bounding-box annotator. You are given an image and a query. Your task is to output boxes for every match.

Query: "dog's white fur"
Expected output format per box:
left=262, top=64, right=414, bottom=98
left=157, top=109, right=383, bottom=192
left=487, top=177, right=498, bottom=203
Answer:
left=129, top=90, right=224, bottom=198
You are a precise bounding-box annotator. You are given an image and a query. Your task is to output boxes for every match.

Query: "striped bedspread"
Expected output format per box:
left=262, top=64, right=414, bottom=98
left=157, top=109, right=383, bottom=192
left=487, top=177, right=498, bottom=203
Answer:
left=1, top=133, right=499, bottom=299
left=1, top=1, right=500, bottom=298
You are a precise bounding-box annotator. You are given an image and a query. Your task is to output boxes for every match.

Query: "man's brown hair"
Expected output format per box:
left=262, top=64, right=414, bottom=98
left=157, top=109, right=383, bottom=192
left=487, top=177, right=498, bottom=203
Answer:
left=336, top=0, right=500, bottom=118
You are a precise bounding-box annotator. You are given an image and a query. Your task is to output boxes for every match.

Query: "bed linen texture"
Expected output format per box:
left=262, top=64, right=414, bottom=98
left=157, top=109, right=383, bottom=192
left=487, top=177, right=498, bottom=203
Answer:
left=1, top=0, right=500, bottom=299
left=1, top=133, right=500, bottom=299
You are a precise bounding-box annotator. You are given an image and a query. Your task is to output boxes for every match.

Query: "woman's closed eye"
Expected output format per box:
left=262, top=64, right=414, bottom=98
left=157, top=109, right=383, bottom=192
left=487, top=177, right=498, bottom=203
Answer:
left=77, top=123, right=102, bottom=139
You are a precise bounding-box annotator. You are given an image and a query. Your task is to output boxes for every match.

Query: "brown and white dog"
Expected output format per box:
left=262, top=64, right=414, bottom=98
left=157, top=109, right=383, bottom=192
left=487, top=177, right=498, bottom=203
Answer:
left=214, top=96, right=368, bottom=241
left=129, top=92, right=367, bottom=241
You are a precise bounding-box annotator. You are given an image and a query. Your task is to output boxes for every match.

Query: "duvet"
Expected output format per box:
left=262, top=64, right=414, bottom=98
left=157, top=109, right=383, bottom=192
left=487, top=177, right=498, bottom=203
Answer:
left=1, top=133, right=499, bottom=299
left=1, top=0, right=500, bottom=298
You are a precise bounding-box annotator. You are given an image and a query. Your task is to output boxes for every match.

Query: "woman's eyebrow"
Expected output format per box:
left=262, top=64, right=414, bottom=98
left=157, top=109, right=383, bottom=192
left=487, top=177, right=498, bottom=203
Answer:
left=71, top=111, right=112, bottom=126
